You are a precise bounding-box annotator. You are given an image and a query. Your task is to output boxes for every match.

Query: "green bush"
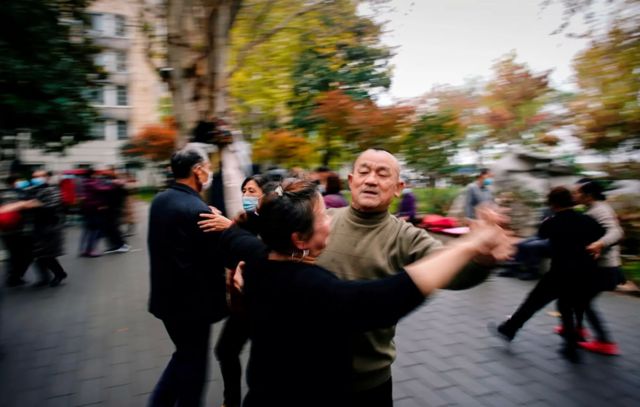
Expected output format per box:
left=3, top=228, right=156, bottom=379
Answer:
left=137, top=186, right=160, bottom=202
left=622, top=260, right=640, bottom=286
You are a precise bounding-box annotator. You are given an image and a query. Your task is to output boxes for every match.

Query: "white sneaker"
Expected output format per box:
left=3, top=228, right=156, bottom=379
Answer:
left=115, top=244, right=131, bottom=253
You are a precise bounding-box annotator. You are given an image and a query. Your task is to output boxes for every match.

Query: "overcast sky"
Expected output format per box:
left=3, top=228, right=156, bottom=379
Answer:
left=363, top=0, right=592, bottom=101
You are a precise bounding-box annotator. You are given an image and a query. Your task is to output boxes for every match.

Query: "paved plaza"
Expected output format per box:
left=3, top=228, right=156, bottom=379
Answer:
left=0, top=201, right=638, bottom=406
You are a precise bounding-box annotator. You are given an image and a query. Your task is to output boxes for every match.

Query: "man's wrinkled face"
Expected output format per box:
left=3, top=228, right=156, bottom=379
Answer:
left=348, top=150, right=404, bottom=213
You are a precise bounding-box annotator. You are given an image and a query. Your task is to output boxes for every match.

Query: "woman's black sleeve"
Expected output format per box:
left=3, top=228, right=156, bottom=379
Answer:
left=305, top=269, right=426, bottom=332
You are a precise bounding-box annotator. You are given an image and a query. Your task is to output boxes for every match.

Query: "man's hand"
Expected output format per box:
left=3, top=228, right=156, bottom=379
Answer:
left=474, top=203, right=511, bottom=227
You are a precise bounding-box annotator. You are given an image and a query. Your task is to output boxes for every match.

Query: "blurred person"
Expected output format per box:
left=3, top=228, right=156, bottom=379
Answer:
left=122, top=173, right=139, bottom=236
left=102, top=171, right=130, bottom=254
left=569, top=179, right=624, bottom=355
left=464, top=168, right=494, bottom=219
left=78, top=168, right=109, bottom=257
left=498, top=207, right=552, bottom=281
left=489, top=186, right=604, bottom=362
left=147, top=145, right=228, bottom=407
left=222, top=179, right=511, bottom=407
left=323, top=172, right=348, bottom=209
left=310, top=165, right=331, bottom=195
left=198, top=174, right=275, bottom=407
left=0, top=176, right=38, bottom=287
left=29, top=170, right=68, bottom=287
left=316, top=149, right=501, bottom=407
left=395, top=182, right=417, bottom=224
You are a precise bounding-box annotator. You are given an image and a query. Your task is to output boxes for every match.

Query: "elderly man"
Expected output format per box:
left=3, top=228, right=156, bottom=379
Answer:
left=147, top=145, right=228, bottom=407
left=316, top=149, right=494, bottom=407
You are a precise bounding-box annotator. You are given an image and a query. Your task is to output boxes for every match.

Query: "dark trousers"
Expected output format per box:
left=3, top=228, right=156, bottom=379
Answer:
left=104, top=211, right=125, bottom=250
left=148, top=319, right=212, bottom=407
left=577, top=291, right=612, bottom=342
left=214, top=314, right=250, bottom=407
left=503, top=272, right=560, bottom=335
left=352, top=378, right=393, bottom=407
left=35, top=257, right=66, bottom=281
left=2, top=235, right=33, bottom=283
left=79, top=213, right=102, bottom=254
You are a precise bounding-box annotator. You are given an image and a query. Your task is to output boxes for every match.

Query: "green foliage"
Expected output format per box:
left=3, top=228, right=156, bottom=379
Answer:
left=403, top=112, right=463, bottom=184
left=0, top=0, right=101, bottom=148
left=569, top=23, right=640, bottom=152
left=481, top=52, right=554, bottom=145
left=289, top=21, right=392, bottom=133
left=229, top=0, right=393, bottom=156
left=621, top=261, right=640, bottom=286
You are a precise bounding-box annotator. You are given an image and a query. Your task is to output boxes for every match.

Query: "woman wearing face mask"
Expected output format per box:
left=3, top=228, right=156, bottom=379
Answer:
left=198, top=174, right=275, bottom=407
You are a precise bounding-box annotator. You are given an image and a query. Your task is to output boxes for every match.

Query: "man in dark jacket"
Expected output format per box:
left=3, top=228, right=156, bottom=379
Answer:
left=147, top=145, right=228, bottom=407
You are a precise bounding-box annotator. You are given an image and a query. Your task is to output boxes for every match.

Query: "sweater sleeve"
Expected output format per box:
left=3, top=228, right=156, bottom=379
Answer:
left=305, top=268, right=425, bottom=332
left=589, top=203, right=623, bottom=248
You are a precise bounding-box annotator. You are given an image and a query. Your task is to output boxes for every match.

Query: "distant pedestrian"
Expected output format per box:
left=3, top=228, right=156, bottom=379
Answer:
left=464, top=168, right=494, bottom=219
left=78, top=169, right=108, bottom=257
left=29, top=170, right=68, bottom=287
left=322, top=172, right=348, bottom=209
left=396, top=183, right=417, bottom=223
left=147, top=145, right=228, bottom=407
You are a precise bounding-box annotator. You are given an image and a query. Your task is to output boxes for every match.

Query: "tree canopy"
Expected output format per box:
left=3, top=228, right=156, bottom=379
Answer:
left=0, top=0, right=101, bottom=148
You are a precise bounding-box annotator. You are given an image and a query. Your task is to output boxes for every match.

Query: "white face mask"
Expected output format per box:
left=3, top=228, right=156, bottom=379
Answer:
left=201, top=169, right=213, bottom=190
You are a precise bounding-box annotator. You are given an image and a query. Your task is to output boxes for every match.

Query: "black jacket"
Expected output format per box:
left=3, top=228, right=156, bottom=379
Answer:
left=148, top=183, right=227, bottom=322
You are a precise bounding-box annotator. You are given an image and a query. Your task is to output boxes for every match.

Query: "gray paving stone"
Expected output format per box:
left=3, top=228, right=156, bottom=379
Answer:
left=72, top=378, right=103, bottom=406
left=1, top=203, right=638, bottom=406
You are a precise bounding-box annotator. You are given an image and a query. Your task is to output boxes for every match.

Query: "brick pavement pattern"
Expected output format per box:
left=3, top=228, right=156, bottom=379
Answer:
left=1, top=201, right=639, bottom=406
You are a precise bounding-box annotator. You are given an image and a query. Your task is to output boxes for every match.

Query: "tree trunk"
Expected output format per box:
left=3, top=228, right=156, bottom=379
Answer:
left=165, top=0, right=242, bottom=146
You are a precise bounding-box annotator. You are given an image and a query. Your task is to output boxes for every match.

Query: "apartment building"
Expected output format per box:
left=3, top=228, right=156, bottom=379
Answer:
left=21, top=0, right=166, bottom=175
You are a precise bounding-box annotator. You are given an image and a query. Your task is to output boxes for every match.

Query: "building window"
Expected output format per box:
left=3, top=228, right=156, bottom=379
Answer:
left=116, top=51, right=127, bottom=72
left=117, top=121, right=128, bottom=139
left=115, top=15, right=126, bottom=37
left=116, top=86, right=127, bottom=106
left=90, top=121, right=105, bottom=139
left=89, top=13, right=103, bottom=35
left=89, top=86, right=104, bottom=105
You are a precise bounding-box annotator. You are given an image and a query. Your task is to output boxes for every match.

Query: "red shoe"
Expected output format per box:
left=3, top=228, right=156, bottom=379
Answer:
left=554, top=325, right=590, bottom=340
left=578, top=341, right=620, bottom=356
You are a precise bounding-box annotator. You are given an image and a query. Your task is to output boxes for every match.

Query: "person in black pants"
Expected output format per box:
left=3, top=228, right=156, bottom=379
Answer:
left=199, top=175, right=275, bottom=407
left=29, top=170, right=68, bottom=287
left=490, top=186, right=604, bottom=362
left=147, top=145, right=228, bottom=407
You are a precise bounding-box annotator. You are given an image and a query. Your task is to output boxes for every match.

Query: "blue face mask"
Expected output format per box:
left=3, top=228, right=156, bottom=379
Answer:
left=483, top=178, right=493, bottom=186
left=15, top=180, right=30, bottom=189
left=242, top=196, right=260, bottom=212
left=30, top=177, right=46, bottom=187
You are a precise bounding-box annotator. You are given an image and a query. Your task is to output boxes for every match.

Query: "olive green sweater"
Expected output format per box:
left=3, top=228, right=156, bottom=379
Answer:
left=317, top=206, right=490, bottom=392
